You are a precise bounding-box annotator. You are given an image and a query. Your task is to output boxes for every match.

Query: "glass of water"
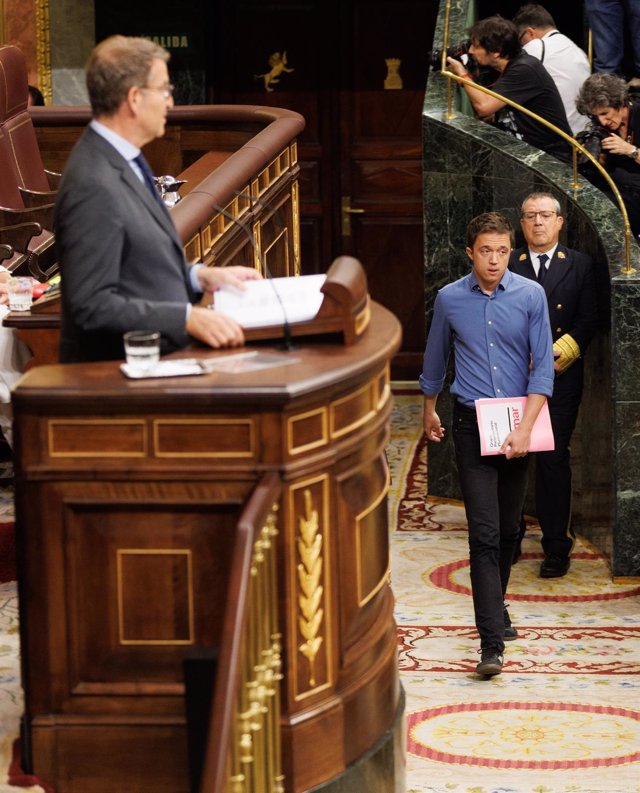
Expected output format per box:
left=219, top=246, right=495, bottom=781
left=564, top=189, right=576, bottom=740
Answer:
left=123, top=330, right=160, bottom=376
left=7, top=277, right=33, bottom=311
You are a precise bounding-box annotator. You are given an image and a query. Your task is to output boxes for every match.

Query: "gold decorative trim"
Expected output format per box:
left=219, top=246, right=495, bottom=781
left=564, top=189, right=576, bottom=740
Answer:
left=377, top=364, right=391, bottom=410
left=35, top=0, right=52, bottom=104
left=288, top=475, right=333, bottom=700
left=48, top=419, right=147, bottom=457
left=292, top=179, right=301, bottom=275
left=200, top=220, right=214, bottom=258
left=183, top=233, right=202, bottom=263
left=252, top=219, right=263, bottom=272
left=117, top=549, right=195, bottom=645
left=264, top=226, right=290, bottom=275
left=229, top=503, right=284, bottom=789
left=254, top=51, right=294, bottom=93
left=153, top=418, right=255, bottom=458
left=287, top=406, right=328, bottom=455
left=356, top=461, right=391, bottom=607
left=355, top=295, right=372, bottom=336
left=553, top=332, right=581, bottom=374
left=384, top=58, right=402, bottom=90
left=296, top=489, right=324, bottom=687
left=330, top=381, right=375, bottom=439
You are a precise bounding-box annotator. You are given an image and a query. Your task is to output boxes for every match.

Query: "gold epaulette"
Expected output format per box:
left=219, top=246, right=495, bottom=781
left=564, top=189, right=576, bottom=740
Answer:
left=553, top=333, right=580, bottom=374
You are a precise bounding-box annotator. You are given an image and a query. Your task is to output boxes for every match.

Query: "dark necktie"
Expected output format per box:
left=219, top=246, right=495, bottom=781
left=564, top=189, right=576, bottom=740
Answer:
left=133, top=154, right=164, bottom=207
left=537, top=253, right=549, bottom=285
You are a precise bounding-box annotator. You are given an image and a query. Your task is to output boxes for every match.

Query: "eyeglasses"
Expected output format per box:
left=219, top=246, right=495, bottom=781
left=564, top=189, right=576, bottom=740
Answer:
left=140, top=83, right=174, bottom=99
left=521, top=211, right=557, bottom=221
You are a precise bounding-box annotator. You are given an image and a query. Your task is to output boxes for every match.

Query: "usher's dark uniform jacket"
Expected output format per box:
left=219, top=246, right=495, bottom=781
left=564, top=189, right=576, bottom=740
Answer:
left=509, top=243, right=598, bottom=557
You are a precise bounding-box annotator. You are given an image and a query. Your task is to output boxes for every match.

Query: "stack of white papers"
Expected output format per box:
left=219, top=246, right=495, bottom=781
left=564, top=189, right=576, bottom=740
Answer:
left=214, top=274, right=327, bottom=328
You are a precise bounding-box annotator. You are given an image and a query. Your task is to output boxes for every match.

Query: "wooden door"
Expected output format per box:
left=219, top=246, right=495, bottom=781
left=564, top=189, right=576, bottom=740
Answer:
left=209, top=0, right=438, bottom=378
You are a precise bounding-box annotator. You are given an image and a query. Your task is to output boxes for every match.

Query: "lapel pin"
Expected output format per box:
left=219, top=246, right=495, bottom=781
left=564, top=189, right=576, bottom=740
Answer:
left=519, top=253, right=527, bottom=261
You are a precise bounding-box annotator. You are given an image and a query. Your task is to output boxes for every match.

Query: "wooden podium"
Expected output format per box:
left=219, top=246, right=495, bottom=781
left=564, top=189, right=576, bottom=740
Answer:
left=4, top=255, right=371, bottom=368
left=13, top=302, right=404, bottom=793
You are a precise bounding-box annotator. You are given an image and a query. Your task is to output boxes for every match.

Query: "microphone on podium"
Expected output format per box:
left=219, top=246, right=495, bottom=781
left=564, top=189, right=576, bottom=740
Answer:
left=188, top=191, right=295, bottom=351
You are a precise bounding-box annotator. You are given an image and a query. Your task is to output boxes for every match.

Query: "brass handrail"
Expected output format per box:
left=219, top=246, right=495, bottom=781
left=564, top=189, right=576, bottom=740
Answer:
left=439, top=0, right=636, bottom=275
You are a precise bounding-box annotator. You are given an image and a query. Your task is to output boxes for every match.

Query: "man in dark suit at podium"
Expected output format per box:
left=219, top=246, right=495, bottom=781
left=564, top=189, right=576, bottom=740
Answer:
left=55, top=35, right=260, bottom=364
left=510, top=192, right=598, bottom=577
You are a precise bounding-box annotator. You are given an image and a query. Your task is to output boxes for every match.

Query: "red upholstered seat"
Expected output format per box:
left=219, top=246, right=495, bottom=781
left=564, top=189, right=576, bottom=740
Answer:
left=0, top=45, right=59, bottom=196
left=0, top=48, right=57, bottom=279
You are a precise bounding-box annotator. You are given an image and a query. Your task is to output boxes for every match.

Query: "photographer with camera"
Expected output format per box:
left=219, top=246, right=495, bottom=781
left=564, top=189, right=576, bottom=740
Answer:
left=576, top=72, right=640, bottom=236
left=446, top=16, right=572, bottom=162
left=513, top=4, right=590, bottom=135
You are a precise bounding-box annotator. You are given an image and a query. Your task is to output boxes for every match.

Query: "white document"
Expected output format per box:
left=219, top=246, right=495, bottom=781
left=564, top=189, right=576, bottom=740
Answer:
left=213, top=274, right=327, bottom=328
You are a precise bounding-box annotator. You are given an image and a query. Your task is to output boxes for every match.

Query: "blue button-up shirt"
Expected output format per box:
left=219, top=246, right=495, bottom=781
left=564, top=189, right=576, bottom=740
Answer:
left=419, top=269, right=554, bottom=406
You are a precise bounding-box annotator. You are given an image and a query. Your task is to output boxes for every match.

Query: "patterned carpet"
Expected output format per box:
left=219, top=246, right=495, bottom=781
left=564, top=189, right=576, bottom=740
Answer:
left=389, top=393, right=640, bottom=793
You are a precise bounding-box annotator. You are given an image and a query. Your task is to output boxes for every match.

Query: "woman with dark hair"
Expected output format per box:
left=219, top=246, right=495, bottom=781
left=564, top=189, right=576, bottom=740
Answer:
left=576, top=72, right=640, bottom=235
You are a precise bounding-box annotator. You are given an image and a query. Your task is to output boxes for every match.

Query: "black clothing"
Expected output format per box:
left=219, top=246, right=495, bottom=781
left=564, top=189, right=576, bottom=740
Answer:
left=509, top=244, right=598, bottom=558
left=581, top=101, right=640, bottom=236
left=452, top=402, right=529, bottom=654
left=493, top=52, right=573, bottom=162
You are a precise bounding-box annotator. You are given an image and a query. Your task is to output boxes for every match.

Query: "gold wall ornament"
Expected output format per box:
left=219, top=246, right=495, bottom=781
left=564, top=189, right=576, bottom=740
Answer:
left=384, top=57, right=402, bottom=90
left=254, top=51, right=294, bottom=92
left=35, top=0, right=52, bottom=104
left=296, top=489, right=324, bottom=686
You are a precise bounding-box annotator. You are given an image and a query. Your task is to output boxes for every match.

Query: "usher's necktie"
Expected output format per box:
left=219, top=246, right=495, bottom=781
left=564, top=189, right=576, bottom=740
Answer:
left=133, top=154, right=164, bottom=207
left=537, top=253, right=549, bottom=285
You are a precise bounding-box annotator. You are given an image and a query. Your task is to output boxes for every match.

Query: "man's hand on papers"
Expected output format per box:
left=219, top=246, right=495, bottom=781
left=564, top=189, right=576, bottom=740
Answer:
left=197, top=265, right=262, bottom=294
left=186, top=306, right=245, bottom=349
left=500, top=425, right=531, bottom=459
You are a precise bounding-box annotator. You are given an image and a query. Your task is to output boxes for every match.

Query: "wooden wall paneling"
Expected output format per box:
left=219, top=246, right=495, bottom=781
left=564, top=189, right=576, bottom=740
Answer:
left=338, top=0, right=437, bottom=380
left=210, top=0, right=340, bottom=275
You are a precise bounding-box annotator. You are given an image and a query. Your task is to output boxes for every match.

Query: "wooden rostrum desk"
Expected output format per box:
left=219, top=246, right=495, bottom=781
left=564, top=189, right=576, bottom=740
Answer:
left=13, top=302, right=404, bottom=793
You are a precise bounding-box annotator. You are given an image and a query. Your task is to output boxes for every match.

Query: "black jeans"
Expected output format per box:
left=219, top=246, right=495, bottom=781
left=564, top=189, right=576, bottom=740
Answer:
left=453, top=402, right=529, bottom=653
left=536, top=379, right=581, bottom=558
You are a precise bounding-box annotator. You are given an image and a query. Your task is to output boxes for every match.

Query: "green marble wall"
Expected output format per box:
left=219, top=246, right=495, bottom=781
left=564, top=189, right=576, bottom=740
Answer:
left=422, top=0, right=640, bottom=576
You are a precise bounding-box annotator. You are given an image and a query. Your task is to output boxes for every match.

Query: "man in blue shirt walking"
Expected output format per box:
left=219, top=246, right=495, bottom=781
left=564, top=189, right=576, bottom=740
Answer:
left=420, top=212, right=554, bottom=676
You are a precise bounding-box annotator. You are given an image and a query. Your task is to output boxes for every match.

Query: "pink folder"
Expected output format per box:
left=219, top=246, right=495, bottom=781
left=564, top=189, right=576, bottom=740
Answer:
left=474, top=397, right=555, bottom=456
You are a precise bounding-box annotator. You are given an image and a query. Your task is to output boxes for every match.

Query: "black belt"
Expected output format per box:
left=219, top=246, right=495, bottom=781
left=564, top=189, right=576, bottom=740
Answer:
left=454, top=402, right=476, bottom=416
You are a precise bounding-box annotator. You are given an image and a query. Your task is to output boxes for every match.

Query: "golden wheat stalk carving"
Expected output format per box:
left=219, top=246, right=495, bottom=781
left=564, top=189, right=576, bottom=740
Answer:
left=296, top=489, right=324, bottom=686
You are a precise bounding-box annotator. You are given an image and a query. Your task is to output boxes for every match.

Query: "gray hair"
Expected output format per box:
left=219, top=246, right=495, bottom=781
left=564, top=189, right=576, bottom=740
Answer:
left=521, top=192, right=562, bottom=215
left=576, top=73, right=629, bottom=116
left=86, top=35, right=170, bottom=117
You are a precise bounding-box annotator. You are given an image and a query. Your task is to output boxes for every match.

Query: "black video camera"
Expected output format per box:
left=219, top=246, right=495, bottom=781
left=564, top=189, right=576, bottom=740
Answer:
left=428, top=39, right=474, bottom=72
left=575, top=124, right=612, bottom=161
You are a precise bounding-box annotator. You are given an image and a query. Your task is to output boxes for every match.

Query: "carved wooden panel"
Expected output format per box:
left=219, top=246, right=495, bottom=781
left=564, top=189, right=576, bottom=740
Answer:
left=285, top=476, right=333, bottom=704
